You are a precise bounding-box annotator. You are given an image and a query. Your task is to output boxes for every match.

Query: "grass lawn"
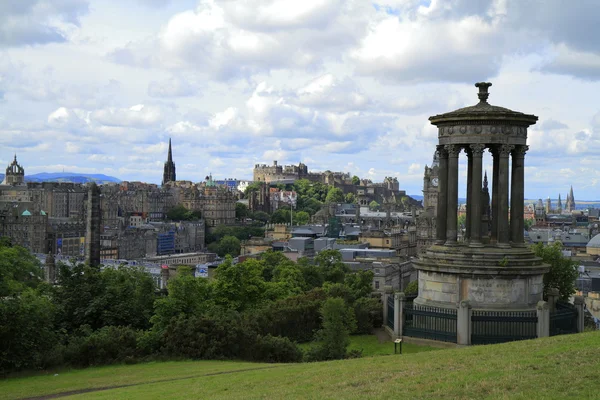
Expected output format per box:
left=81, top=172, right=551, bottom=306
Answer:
left=2, top=332, right=600, bottom=399
left=299, top=333, right=438, bottom=357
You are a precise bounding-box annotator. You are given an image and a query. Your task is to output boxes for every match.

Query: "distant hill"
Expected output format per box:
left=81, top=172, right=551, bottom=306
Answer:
left=0, top=172, right=121, bottom=184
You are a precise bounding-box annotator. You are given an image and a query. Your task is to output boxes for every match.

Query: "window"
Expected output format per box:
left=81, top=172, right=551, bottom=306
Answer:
left=375, top=281, right=380, bottom=289
left=374, top=268, right=380, bottom=274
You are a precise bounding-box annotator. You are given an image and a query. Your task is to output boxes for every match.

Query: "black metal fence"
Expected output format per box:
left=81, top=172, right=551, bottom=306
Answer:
left=550, top=303, right=578, bottom=336
left=387, top=296, right=394, bottom=330
left=403, top=303, right=457, bottom=343
left=471, top=310, right=537, bottom=345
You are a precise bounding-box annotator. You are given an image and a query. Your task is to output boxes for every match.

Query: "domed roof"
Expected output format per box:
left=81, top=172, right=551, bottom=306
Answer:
left=429, top=82, right=538, bottom=126
left=587, top=233, right=600, bottom=248
left=21, top=209, right=31, bottom=216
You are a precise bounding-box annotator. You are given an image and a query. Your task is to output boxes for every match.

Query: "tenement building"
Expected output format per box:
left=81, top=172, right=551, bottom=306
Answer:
left=414, top=82, right=548, bottom=312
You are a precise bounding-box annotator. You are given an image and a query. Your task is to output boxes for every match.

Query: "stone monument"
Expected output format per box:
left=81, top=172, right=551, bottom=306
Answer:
left=85, top=182, right=101, bottom=267
left=413, top=82, right=548, bottom=310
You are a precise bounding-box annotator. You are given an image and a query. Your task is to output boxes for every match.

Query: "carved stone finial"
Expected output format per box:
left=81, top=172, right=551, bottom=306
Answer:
left=475, top=82, right=492, bottom=103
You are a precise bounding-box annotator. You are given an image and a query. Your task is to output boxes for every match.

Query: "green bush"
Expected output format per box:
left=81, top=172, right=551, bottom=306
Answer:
left=0, top=289, right=59, bottom=375
left=307, top=298, right=356, bottom=361
left=249, top=335, right=303, bottom=363
left=251, top=289, right=326, bottom=343
left=353, top=297, right=383, bottom=334
left=64, top=326, right=142, bottom=367
left=405, top=280, right=418, bottom=296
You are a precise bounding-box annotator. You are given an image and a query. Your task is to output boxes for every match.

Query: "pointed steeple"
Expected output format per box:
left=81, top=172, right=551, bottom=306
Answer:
left=483, top=171, right=488, bottom=190
left=162, top=138, right=176, bottom=185
left=168, top=138, right=173, bottom=162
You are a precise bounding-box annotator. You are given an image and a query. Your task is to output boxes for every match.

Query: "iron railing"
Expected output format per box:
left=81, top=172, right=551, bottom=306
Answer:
left=550, top=303, right=578, bottom=336
left=387, top=296, right=394, bottom=330
left=471, top=310, right=537, bottom=345
left=403, top=303, right=457, bottom=343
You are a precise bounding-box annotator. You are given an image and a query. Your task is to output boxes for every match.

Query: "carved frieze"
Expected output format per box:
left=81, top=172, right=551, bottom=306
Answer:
left=438, top=125, right=528, bottom=138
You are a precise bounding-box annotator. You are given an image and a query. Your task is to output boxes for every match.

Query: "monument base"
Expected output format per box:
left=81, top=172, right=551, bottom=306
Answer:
left=413, top=244, right=549, bottom=310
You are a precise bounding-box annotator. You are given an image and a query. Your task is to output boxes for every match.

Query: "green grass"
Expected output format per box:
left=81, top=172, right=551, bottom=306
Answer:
left=299, top=334, right=437, bottom=356
left=3, top=332, right=600, bottom=399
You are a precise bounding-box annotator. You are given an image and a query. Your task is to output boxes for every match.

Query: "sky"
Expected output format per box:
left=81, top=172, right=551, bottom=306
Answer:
left=1, top=0, right=600, bottom=200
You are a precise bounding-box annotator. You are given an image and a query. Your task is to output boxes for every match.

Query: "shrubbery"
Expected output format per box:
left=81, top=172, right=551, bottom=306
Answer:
left=2, top=240, right=379, bottom=373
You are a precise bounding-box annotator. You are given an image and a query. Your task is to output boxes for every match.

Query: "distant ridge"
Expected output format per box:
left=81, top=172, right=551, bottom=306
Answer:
left=0, top=172, right=121, bottom=184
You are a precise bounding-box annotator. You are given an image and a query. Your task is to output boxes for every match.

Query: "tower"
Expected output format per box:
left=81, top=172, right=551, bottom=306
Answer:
left=422, top=151, right=440, bottom=215
left=545, top=197, right=551, bottom=214
left=414, top=82, right=548, bottom=316
left=568, top=186, right=575, bottom=212
left=85, top=182, right=101, bottom=267
left=2, top=154, right=25, bottom=186
left=162, top=138, right=176, bottom=185
left=557, top=193, right=562, bottom=213
left=45, top=252, right=56, bottom=284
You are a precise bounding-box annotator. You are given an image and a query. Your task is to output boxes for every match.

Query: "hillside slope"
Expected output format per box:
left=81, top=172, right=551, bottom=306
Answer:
left=2, top=332, right=599, bottom=400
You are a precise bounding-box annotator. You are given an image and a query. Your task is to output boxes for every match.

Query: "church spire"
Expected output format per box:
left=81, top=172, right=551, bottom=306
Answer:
left=162, top=138, right=176, bottom=186
left=483, top=171, right=488, bottom=190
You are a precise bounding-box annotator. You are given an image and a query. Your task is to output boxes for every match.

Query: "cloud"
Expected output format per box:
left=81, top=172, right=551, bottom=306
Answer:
left=540, top=119, right=568, bottom=131
left=91, top=104, right=163, bottom=128
left=0, top=0, right=89, bottom=47
left=539, top=44, right=600, bottom=80
left=148, top=76, right=200, bottom=98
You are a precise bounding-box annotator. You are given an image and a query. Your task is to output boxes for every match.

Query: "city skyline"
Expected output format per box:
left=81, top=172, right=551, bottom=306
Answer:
left=2, top=1, right=600, bottom=198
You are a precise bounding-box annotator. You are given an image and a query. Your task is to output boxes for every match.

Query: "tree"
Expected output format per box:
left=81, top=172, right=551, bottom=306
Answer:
left=271, top=209, right=291, bottom=224
left=315, top=250, right=349, bottom=284
left=54, top=263, right=156, bottom=331
left=308, top=297, right=356, bottom=361
left=351, top=175, right=360, bottom=185
left=345, top=193, right=356, bottom=204
left=151, top=270, right=213, bottom=331
left=236, top=203, right=249, bottom=220
left=213, top=257, right=268, bottom=311
left=217, top=235, right=241, bottom=257
left=524, top=218, right=535, bottom=231
left=325, top=187, right=344, bottom=204
left=533, top=242, right=578, bottom=301
left=0, top=242, right=43, bottom=297
left=252, top=211, right=270, bottom=223
left=0, top=288, right=58, bottom=374
left=167, top=205, right=201, bottom=221
left=368, top=200, right=380, bottom=211
left=294, top=211, right=310, bottom=225
left=457, top=214, right=466, bottom=229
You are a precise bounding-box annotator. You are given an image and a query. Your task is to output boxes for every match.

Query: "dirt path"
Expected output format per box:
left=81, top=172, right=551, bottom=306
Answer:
left=22, top=365, right=282, bottom=400
left=374, top=327, right=391, bottom=343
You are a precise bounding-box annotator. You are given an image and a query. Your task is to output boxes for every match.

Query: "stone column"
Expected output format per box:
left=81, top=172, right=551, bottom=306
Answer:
left=574, top=295, right=585, bottom=333
left=457, top=300, right=472, bottom=345
left=510, top=145, right=528, bottom=246
left=547, top=287, right=560, bottom=313
left=435, top=146, right=448, bottom=244
left=465, top=151, right=472, bottom=242
left=497, top=145, right=514, bottom=248
left=445, top=145, right=461, bottom=246
left=394, top=292, right=405, bottom=338
left=490, top=147, right=499, bottom=243
left=383, top=285, right=393, bottom=326
left=464, top=151, right=473, bottom=243
left=536, top=301, right=549, bottom=338
left=469, top=144, right=485, bottom=247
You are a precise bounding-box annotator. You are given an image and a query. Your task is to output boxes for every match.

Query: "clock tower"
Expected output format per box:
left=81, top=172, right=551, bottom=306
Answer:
left=422, top=151, right=439, bottom=216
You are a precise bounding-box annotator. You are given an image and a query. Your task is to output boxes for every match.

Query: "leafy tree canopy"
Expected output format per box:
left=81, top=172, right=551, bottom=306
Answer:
left=325, top=187, right=345, bottom=204
left=533, top=242, right=578, bottom=301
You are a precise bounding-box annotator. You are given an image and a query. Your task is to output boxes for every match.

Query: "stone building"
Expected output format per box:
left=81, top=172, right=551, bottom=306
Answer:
left=1, top=155, right=25, bottom=186
left=0, top=204, right=48, bottom=253
left=253, top=160, right=309, bottom=182
left=414, top=82, right=548, bottom=314
left=162, top=138, right=176, bottom=185
left=201, top=176, right=236, bottom=227
left=85, top=182, right=101, bottom=267
left=47, top=218, right=86, bottom=256
left=416, top=151, right=439, bottom=253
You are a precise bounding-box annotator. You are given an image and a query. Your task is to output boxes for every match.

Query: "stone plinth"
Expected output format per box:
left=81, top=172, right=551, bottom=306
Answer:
left=414, top=244, right=548, bottom=310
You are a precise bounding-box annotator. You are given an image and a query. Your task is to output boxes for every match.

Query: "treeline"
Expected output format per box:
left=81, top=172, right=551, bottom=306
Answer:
left=0, top=241, right=381, bottom=375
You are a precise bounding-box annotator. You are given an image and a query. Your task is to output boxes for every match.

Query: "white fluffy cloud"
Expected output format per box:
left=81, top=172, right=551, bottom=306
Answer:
left=3, top=0, right=600, bottom=196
